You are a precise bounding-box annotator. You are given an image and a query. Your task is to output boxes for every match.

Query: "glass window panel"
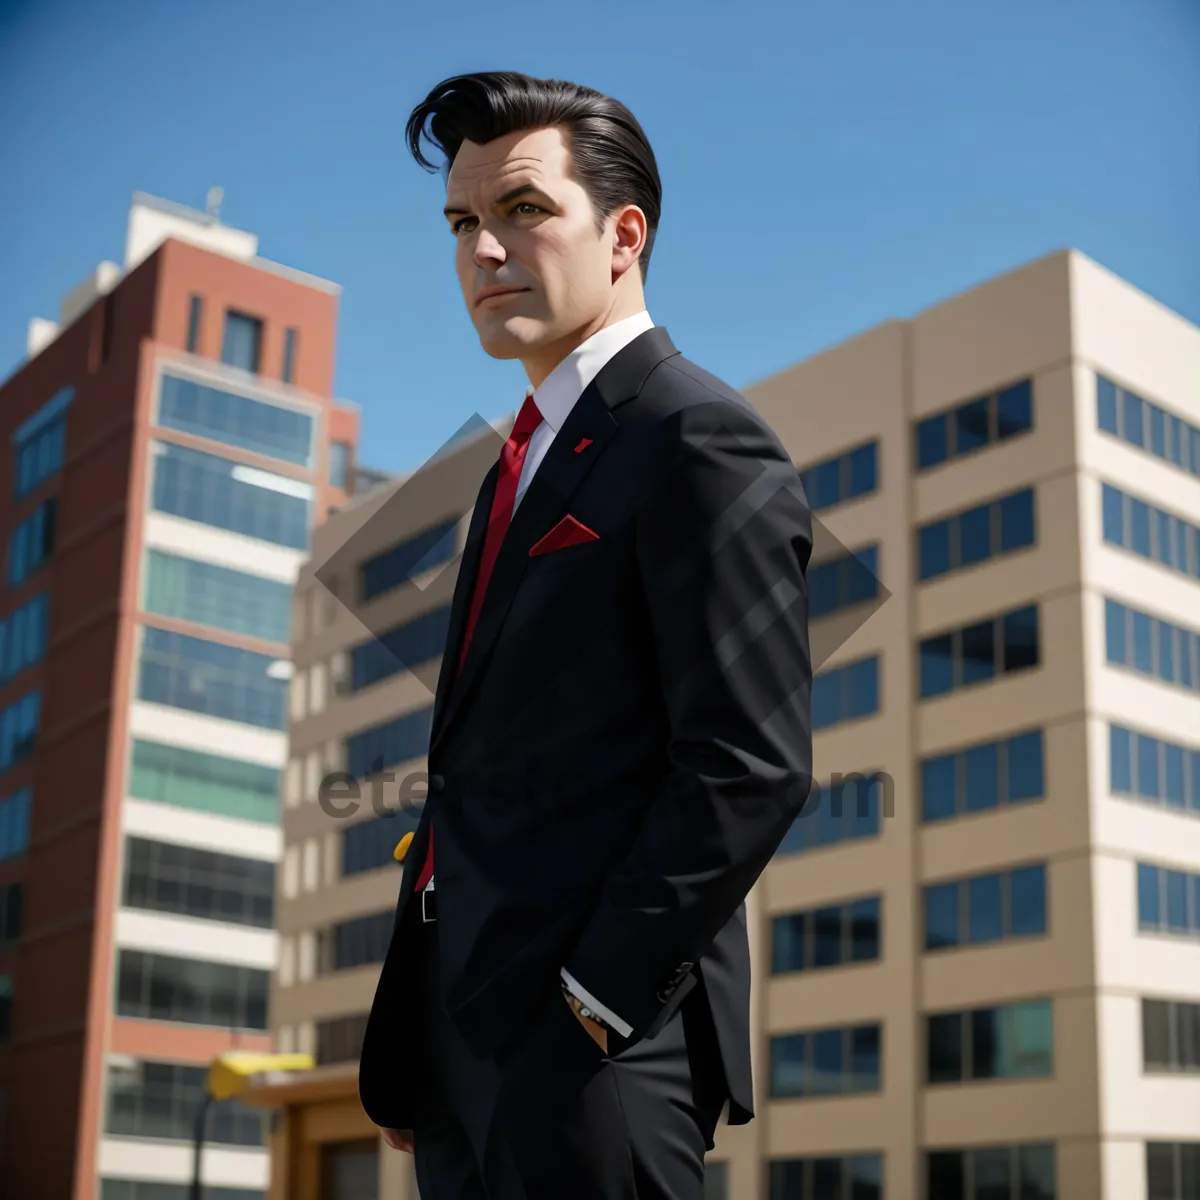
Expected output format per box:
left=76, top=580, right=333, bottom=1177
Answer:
left=812, top=1158, right=841, bottom=1200
left=1009, top=865, right=1048, bottom=938
left=1150, top=406, right=1166, bottom=457
left=972, top=1148, right=1011, bottom=1200
left=916, top=415, right=947, bottom=470
left=808, top=560, right=839, bottom=619
left=924, top=883, right=959, bottom=950
left=1123, top=390, right=1145, bottom=446
left=849, top=897, right=880, bottom=962
left=1007, top=730, right=1045, bottom=803
left=1003, top=606, right=1040, bottom=673
left=996, top=379, right=1033, bottom=438
left=921, top=754, right=957, bottom=822
left=847, top=443, right=877, bottom=498
left=844, top=657, right=879, bottom=719
left=1097, top=376, right=1119, bottom=432
left=964, top=742, right=999, bottom=812
left=812, top=459, right=842, bottom=510
left=809, top=1029, right=844, bottom=1095
left=999, top=489, right=1035, bottom=552
left=954, top=398, right=990, bottom=455
left=769, top=1033, right=807, bottom=1098
left=1105, top=600, right=1127, bottom=665
left=958, top=505, right=992, bottom=567
left=927, top=1013, right=962, bottom=1083
left=848, top=1025, right=880, bottom=1092
left=1130, top=499, right=1152, bottom=555
left=960, top=620, right=996, bottom=686
left=1101, top=484, right=1125, bottom=545
left=1145, top=1143, right=1176, bottom=1200
left=1157, top=511, right=1175, bottom=567
left=221, top=312, right=262, bottom=373
left=812, top=907, right=843, bottom=968
left=967, top=874, right=1003, bottom=943
left=1142, top=999, right=1172, bottom=1069
left=920, top=634, right=954, bottom=698
left=1018, top=1144, right=1056, bottom=1200
left=1138, top=863, right=1161, bottom=929
left=926, top=1151, right=965, bottom=1200
left=918, top=521, right=951, bottom=580
left=771, top=914, right=807, bottom=974
left=1109, top=725, right=1133, bottom=793
left=811, top=672, right=839, bottom=730
left=1131, top=611, right=1154, bottom=673
left=1166, top=871, right=1188, bottom=932
left=842, top=545, right=879, bottom=607
left=1159, top=622, right=1177, bottom=683
left=1164, top=744, right=1186, bottom=808
left=1137, top=735, right=1162, bottom=799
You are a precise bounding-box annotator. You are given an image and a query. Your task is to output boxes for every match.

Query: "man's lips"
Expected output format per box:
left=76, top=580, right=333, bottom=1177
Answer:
left=475, top=287, right=529, bottom=307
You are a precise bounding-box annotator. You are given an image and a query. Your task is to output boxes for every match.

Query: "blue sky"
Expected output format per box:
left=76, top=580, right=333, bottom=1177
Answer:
left=1, top=0, right=1196, bottom=475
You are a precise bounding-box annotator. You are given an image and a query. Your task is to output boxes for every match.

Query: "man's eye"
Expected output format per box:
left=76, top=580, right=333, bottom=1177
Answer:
left=452, top=218, right=476, bottom=235
left=514, top=203, right=540, bottom=216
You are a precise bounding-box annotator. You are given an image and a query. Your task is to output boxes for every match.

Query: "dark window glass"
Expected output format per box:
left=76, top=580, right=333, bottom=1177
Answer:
left=918, top=520, right=951, bottom=580
left=1097, top=375, right=1119, bottom=432
left=927, top=1013, right=963, bottom=1083
left=282, top=327, right=298, bottom=384
left=812, top=459, right=841, bottom=510
left=812, top=907, right=842, bottom=968
left=926, top=1151, right=965, bottom=1200
left=1109, top=724, right=1133, bottom=793
left=1143, top=999, right=1172, bottom=1070
left=916, top=415, right=948, bottom=470
left=116, top=950, right=268, bottom=1030
left=1002, top=606, right=1039, bottom=673
left=316, top=1013, right=370, bottom=1066
left=221, top=311, right=263, bottom=373
left=186, top=295, right=203, bottom=354
left=331, top=910, right=394, bottom=971
left=924, top=883, right=959, bottom=950
left=772, top=912, right=807, bottom=974
left=847, top=443, right=877, bottom=498
left=349, top=605, right=453, bottom=692
left=1009, top=866, right=1048, bottom=937
left=998, top=488, right=1035, bottom=552
left=1131, top=498, right=1152, bottom=556
left=1123, top=390, right=1145, bottom=446
left=967, top=874, right=1003, bottom=943
left=955, top=399, right=990, bottom=455
left=920, top=634, right=954, bottom=698
left=1151, top=406, right=1166, bottom=457
left=1138, top=863, right=1161, bottom=928
left=1007, top=729, right=1044, bottom=802
left=1018, top=1144, right=1057, bottom=1200
left=958, top=504, right=992, bottom=567
left=960, top=620, right=996, bottom=686
left=1105, top=600, right=1127, bottom=664
left=845, top=656, right=879, bottom=719
left=963, top=742, right=999, bottom=813
left=361, top=519, right=459, bottom=601
left=703, top=1161, right=729, bottom=1200
left=1101, top=484, right=1125, bottom=545
left=345, top=706, right=435, bottom=778
left=996, top=379, right=1033, bottom=439
left=849, top=897, right=880, bottom=962
left=922, top=754, right=956, bottom=822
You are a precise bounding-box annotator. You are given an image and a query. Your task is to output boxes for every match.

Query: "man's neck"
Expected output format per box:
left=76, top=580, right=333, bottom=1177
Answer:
left=523, top=299, right=648, bottom=389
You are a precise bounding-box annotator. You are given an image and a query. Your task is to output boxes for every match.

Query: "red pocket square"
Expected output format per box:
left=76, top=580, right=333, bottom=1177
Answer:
left=529, top=515, right=600, bottom=557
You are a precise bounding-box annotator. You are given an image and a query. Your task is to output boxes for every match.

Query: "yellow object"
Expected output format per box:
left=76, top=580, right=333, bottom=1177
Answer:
left=393, top=831, right=415, bottom=862
left=207, top=1052, right=315, bottom=1101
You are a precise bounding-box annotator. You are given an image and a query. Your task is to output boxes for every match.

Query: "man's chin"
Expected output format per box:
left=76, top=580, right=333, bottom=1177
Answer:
left=474, top=321, right=549, bottom=361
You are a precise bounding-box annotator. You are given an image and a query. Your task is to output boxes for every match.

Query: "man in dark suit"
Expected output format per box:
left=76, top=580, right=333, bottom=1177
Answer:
left=359, top=70, right=813, bottom=1199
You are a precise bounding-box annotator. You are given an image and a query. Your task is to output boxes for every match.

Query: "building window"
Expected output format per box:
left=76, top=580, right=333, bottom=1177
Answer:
left=1105, top=598, right=1200, bottom=695
left=14, top=385, right=72, bottom=499
left=348, top=605, right=452, bottom=692
left=768, top=1155, right=883, bottom=1200
left=1097, top=372, right=1200, bottom=481
left=122, top=836, right=275, bottom=928
left=0, top=787, right=33, bottom=861
left=105, top=1060, right=264, bottom=1145
left=797, top=441, right=878, bottom=512
left=1110, top=724, right=1200, bottom=815
left=0, top=592, right=51, bottom=684
left=185, top=295, right=203, bottom=354
left=915, top=378, right=1034, bottom=471
left=771, top=894, right=881, bottom=974
left=322, top=1141, right=380, bottom=1200
left=917, top=487, right=1036, bottom=581
left=0, top=692, right=41, bottom=774
left=329, top=440, right=352, bottom=490
left=282, top=327, right=298, bottom=384
left=360, top=517, right=461, bottom=602
left=323, top=910, right=394, bottom=972
left=770, top=1023, right=882, bottom=1099
left=925, top=1143, right=1056, bottom=1200
left=0, top=882, right=20, bottom=944
left=1146, top=1142, right=1200, bottom=1200
left=128, top=739, right=278, bottom=824
left=345, top=705, right=435, bottom=779
left=316, top=1013, right=370, bottom=1066
left=1137, top=862, right=1200, bottom=940
left=776, top=771, right=887, bottom=856
left=926, top=999, right=1053, bottom=1084
left=138, top=627, right=288, bottom=730
left=924, top=864, right=1047, bottom=951
left=1102, top=483, right=1200, bottom=580
left=143, top=550, right=293, bottom=644
left=101, top=1183, right=264, bottom=1200
left=115, top=949, right=269, bottom=1030
left=1143, top=999, right=1200, bottom=1074
left=809, top=545, right=880, bottom=619
left=7, top=497, right=57, bottom=585
left=221, top=311, right=263, bottom=373
left=0, top=975, right=11, bottom=1041
left=150, top=441, right=313, bottom=550
left=812, top=655, right=880, bottom=730
left=918, top=605, right=1039, bottom=699
left=343, top=809, right=422, bottom=878
left=158, top=373, right=314, bottom=467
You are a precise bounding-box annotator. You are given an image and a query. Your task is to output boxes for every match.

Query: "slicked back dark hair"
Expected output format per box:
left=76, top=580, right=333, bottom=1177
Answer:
left=405, top=71, right=662, bottom=281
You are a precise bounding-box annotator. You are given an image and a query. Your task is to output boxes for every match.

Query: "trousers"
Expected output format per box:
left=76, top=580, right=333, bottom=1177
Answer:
left=402, top=905, right=727, bottom=1199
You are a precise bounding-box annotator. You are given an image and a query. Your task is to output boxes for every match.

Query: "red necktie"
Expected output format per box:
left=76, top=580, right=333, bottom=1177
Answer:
left=413, top=395, right=545, bottom=892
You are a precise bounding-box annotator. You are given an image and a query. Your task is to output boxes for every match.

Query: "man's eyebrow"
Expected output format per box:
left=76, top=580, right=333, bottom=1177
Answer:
left=443, top=184, right=543, bottom=219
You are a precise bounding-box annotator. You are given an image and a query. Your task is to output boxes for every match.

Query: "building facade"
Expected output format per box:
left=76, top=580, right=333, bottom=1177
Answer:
left=274, top=249, right=1200, bottom=1200
left=0, top=194, right=359, bottom=1200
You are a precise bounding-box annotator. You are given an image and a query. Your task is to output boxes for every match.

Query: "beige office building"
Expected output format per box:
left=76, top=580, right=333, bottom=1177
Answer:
left=263, top=249, right=1200, bottom=1200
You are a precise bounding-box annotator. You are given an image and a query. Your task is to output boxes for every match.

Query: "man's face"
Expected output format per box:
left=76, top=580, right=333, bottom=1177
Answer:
left=444, top=126, right=617, bottom=374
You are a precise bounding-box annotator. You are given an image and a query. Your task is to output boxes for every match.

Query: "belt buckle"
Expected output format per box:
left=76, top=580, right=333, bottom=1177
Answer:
left=421, top=888, right=437, bottom=923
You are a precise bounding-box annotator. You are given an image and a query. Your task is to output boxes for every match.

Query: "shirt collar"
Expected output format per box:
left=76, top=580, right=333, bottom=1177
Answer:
left=527, top=310, right=655, bottom=433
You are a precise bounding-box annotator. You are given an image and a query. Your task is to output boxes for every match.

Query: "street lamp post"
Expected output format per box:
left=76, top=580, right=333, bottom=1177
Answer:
left=189, top=1052, right=315, bottom=1200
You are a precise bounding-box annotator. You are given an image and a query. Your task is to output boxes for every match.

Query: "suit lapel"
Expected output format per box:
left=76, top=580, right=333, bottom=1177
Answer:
left=429, top=326, right=680, bottom=755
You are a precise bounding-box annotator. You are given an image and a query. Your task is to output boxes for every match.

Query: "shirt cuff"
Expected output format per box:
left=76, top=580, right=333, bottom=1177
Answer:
left=559, top=968, right=633, bottom=1038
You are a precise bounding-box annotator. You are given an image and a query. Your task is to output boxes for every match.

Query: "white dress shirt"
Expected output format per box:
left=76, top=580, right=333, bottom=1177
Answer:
left=427, top=310, right=655, bottom=1037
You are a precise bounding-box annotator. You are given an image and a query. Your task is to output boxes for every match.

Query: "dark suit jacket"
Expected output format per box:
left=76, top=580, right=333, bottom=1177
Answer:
left=359, top=326, right=813, bottom=1131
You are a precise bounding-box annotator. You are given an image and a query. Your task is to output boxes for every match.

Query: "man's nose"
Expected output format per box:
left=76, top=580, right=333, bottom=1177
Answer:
left=473, top=226, right=507, bottom=268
